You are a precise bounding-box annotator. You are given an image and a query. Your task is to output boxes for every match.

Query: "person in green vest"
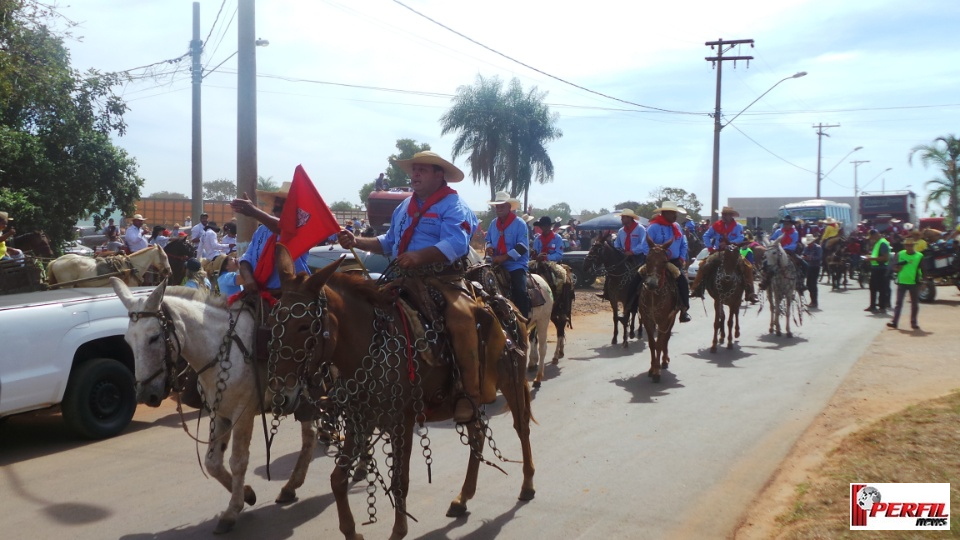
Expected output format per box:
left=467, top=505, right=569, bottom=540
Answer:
left=887, top=238, right=923, bottom=330
left=864, top=229, right=891, bottom=313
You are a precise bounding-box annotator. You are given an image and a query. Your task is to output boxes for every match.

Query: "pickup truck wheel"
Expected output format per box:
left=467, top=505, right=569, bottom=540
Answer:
left=62, top=357, right=137, bottom=439
left=917, top=280, right=936, bottom=303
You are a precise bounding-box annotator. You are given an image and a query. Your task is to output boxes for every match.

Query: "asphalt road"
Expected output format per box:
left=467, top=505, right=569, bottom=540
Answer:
left=0, top=284, right=886, bottom=539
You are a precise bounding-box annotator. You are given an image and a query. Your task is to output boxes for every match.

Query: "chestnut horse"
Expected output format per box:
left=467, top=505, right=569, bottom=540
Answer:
left=637, top=238, right=679, bottom=382
left=13, top=231, right=54, bottom=257
left=111, top=278, right=321, bottom=534
left=704, top=246, right=744, bottom=352
left=267, top=246, right=535, bottom=540
left=584, top=239, right=640, bottom=347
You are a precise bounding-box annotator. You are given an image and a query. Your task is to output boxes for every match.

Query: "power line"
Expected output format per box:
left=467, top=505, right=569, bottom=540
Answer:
left=724, top=121, right=814, bottom=173
left=391, top=0, right=704, bottom=116
left=202, top=0, right=228, bottom=53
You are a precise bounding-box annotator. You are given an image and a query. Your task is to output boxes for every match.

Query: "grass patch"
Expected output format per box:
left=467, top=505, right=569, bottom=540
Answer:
left=774, top=392, right=960, bottom=539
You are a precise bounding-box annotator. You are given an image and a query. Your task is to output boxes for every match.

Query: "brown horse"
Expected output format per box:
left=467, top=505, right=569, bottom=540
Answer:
left=163, top=236, right=195, bottom=285
left=268, top=246, right=535, bottom=540
left=584, top=239, right=640, bottom=347
left=637, top=238, right=679, bottom=382
left=704, top=246, right=744, bottom=352
left=13, top=231, right=54, bottom=257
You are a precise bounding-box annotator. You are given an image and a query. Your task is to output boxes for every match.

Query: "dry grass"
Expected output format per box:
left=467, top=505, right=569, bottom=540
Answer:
left=774, top=392, right=960, bottom=539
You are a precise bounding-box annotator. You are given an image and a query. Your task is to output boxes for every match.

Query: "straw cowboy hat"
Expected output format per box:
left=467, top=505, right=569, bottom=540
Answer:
left=203, top=253, right=227, bottom=276
left=902, top=222, right=914, bottom=231
left=824, top=217, right=838, bottom=225
left=534, top=216, right=553, bottom=229
left=653, top=200, right=686, bottom=214
left=718, top=206, right=740, bottom=216
left=522, top=214, right=535, bottom=224
left=0, top=211, right=11, bottom=222
left=487, top=191, right=520, bottom=211
left=393, top=151, right=464, bottom=182
left=801, top=233, right=817, bottom=246
left=129, top=213, right=147, bottom=222
left=618, top=208, right=641, bottom=220
left=257, top=181, right=292, bottom=209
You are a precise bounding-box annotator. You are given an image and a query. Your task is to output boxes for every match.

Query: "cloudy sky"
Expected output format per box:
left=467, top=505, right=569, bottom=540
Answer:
left=59, top=0, right=959, bottom=216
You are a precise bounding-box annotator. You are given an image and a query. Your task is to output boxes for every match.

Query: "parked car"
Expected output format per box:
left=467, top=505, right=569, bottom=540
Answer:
left=307, top=244, right=391, bottom=279
left=687, top=247, right=711, bottom=283
left=560, top=251, right=598, bottom=288
left=62, top=240, right=95, bottom=257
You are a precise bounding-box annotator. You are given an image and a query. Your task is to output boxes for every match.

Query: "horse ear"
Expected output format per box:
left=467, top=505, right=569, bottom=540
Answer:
left=111, top=277, right=136, bottom=310
left=662, top=238, right=674, bottom=250
left=144, top=278, right=166, bottom=311
left=275, top=243, right=296, bottom=283
left=304, top=255, right=345, bottom=294
left=646, top=235, right=655, bottom=248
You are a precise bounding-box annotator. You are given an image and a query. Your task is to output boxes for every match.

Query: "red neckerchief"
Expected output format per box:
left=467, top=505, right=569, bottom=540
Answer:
left=711, top=219, right=737, bottom=240
left=495, top=212, right=517, bottom=255
left=779, top=226, right=795, bottom=247
left=253, top=232, right=278, bottom=289
left=623, top=220, right=638, bottom=252
left=539, top=230, right=556, bottom=250
left=650, top=215, right=682, bottom=239
left=397, top=185, right=456, bottom=254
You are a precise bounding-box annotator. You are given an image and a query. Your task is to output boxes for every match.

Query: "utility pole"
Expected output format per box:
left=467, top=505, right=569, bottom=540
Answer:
left=706, top=38, right=753, bottom=222
left=190, top=2, right=203, bottom=231
left=237, top=0, right=258, bottom=245
left=851, top=159, right=869, bottom=223
left=813, top=123, right=839, bottom=198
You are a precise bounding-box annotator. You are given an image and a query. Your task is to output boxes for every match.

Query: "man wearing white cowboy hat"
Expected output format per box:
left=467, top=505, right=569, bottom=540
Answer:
left=800, top=233, right=823, bottom=308
left=124, top=213, right=149, bottom=252
left=230, top=181, right=311, bottom=290
left=640, top=201, right=692, bottom=322
left=762, top=215, right=807, bottom=293
left=691, top=205, right=759, bottom=303
left=531, top=215, right=564, bottom=262
left=483, top=191, right=530, bottom=317
left=339, top=151, right=485, bottom=424
left=613, top=208, right=647, bottom=263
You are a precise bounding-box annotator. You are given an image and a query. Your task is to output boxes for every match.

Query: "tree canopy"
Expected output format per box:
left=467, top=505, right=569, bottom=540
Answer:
left=148, top=191, right=188, bottom=199
left=257, top=175, right=279, bottom=192
left=909, top=134, right=960, bottom=227
left=0, top=0, right=142, bottom=249
left=203, top=179, right=237, bottom=201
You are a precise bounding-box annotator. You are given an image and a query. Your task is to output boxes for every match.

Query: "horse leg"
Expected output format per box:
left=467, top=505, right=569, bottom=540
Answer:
left=551, top=320, right=564, bottom=365
left=711, top=299, right=721, bottom=354
left=733, top=303, right=740, bottom=341
left=276, top=419, right=319, bottom=504
left=610, top=301, right=620, bottom=346
left=527, top=326, right=539, bottom=373
left=500, top=354, right=535, bottom=501
left=659, top=320, right=673, bottom=371
left=332, top=431, right=363, bottom=540
left=388, top=420, right=415, bottom=540
left=210, top=410, right=256, bottom=534
left=785, top=296, right=793, bottom=338
left=644, top=320, right=661, bottom=382
left=727, top=304, right=735, bottom=349
left=447, top=419, right=484, bottom=517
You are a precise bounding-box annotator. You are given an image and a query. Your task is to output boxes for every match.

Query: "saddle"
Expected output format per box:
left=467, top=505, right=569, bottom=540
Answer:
left=526, top=273, right=548, bottom=308
left=95, top=254, right=136, bottom=280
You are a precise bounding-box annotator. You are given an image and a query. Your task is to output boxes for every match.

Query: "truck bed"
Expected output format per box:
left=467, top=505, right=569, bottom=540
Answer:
left=0, top=286, right=155, bottom=311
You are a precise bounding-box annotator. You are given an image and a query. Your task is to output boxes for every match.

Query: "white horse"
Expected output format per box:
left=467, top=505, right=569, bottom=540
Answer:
left=524, top=272, right=557, bottom=388
left=111, top=278, right=319, bottom=534
left=762, top=243, right=803, bottom=338
left=49, top=245, right=171, bottom=287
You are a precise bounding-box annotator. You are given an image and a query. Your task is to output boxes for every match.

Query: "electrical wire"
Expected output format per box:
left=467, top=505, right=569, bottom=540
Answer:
left=724, top=121, right=814, bottom=173
left=202, top=0, right=228, bottom=53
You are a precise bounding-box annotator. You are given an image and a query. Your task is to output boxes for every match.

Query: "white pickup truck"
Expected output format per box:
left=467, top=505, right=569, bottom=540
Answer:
left=0, top=287, right=153, bottom=439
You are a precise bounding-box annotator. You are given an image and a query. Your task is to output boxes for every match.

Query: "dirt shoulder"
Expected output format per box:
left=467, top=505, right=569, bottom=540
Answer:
left=734, top=294, right=960, bottom=539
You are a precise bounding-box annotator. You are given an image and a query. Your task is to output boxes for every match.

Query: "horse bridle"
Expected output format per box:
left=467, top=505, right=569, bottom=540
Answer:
left=128, top=304, right=183, bottom=393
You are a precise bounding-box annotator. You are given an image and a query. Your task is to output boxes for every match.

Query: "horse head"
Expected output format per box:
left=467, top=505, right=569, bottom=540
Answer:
left=641, top=237, right=673, bottom=290
left=14, top=231, right=54, bottom=257
left=720, top=244, right=741, bottom=271
left=112, top=277, right=173, bottom=407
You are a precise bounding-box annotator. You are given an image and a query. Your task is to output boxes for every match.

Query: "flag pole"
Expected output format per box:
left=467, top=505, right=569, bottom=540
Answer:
left=341, top=227, right=371, bottom=279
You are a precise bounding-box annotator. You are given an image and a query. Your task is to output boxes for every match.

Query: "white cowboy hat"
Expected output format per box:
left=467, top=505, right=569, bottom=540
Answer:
left=257, top=181, right=292, bottom=209
left=801, top=233, right=817, bottom=245
left=824, top=217, right=838, bottom=224
left=653, top=200, right=686, bottom=214
left=486, top=191, right=520, bottom=210
left=903, top=222, right=914, bottom=231
left=617, top=208, right=640, bottom=220
left=0, top=211, right=11, bottom=222
left=129, top=213, right=147, bottom=221
left=393, top=151, right=464, bottom=182
left=522, top=214, right=535, bottom=224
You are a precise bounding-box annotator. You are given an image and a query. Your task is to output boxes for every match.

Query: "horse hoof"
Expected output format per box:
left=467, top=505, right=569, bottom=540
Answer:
left=243, top=485, right=257, bottom=506
left=275, top=488, right=298, bottom=505
left=526, top=365, right=537, bottom=372
left=786, top=332, right=793, bottom=338
left=652, top=374, right=661, bottom=383
left=776, top=331, right=782, bottom=337
left=518, top=488, right=536, bottom=501
left=533, top=380, right=541, bottom=389
left=550, top=358, right=559, bottom=365
left=213, top=517, right=236, bottom=535
left=710, top=346, right=717, bottom=353
left=446, top=501, right=468, bottom=517
left=727, top=343, right=733, bottom=350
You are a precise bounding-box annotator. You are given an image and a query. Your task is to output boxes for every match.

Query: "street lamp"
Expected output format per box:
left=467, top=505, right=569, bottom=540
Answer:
left=818, top=146, right=862, bottom=198
left=710, top=71, right=807, bottom=221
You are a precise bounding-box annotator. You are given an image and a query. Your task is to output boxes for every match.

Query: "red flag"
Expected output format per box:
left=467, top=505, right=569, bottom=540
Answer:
left=252, top=165, right=340, bottom=288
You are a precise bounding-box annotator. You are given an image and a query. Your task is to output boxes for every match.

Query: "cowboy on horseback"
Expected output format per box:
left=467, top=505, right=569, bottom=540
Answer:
left=613, top=208, right=647, bottom=267
left=689, top=206, right=759, bottom=304
left=532, top=215, right=564, bottom=262
left=760, top=215, right=807, bottom=293
left=484, top=191, right=531, bottom=317
left=640, top=201, right=692, bottom=323
left=338, top=151, right=486, bottom=424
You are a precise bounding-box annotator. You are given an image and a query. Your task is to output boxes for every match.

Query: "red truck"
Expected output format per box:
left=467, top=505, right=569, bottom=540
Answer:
left=366, top=188, right=412, bottom=234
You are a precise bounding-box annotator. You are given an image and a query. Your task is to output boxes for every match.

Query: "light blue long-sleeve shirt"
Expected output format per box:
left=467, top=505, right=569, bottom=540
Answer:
left=378, top=191, right=478, bottom=262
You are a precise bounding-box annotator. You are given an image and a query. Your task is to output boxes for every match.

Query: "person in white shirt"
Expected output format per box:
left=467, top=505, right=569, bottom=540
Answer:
left=198, top=222, right=231, bottom=260
left=124, top=214, right=149, bottom=252
left=148, top=225, right=169, bottom=248
left=190, top=213, right=209, bottom=246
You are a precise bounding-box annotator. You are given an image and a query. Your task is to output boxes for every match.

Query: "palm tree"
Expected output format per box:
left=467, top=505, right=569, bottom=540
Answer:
left=257, top=175, right=279, bottom=192
left=908, top=135, right=960, bottom=226
left=500, top=79, right=562, bottom=211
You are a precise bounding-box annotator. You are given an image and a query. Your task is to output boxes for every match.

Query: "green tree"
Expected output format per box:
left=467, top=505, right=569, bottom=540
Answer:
left=203, top=179, right=237, bottom=201
left=148, top=191, right=188, bottom=199
left=908, top=135, right=960, bottom=227
left=329, top=200, right=356, bottom=212
left=359, top=138, right=429, bottom=203
left=440, top=75, right=561, bottom=205
left=257, top=175, right=279, bottom=192
left=0, top=1, right=143, bottom=249
left=614, top=201, right=642, bottom=211
left=646, top=187, right=703, bottom=221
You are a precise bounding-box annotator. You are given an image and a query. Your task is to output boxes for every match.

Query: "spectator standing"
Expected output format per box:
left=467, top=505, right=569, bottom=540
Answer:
left=124, top=214, right=149, bottom=252
left=190, top=213, right=209, bottom=245
left=887, top=238, right=923, bottom=330
left=865, top=229, right=891, bottom=312
left=184, top=216, right=192, bottom=229
left=800, top=234, right=822, bottom=309
left=0, top=211, right=23, bottom=260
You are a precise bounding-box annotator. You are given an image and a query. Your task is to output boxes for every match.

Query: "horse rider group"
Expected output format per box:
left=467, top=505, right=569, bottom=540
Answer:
left=689, top=206, right=759, bottom=305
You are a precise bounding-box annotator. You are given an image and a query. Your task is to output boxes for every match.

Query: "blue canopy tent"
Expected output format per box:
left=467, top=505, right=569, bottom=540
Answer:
left=576, top=212, right=649, bottom=231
